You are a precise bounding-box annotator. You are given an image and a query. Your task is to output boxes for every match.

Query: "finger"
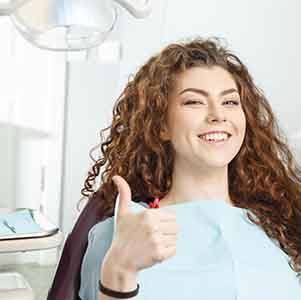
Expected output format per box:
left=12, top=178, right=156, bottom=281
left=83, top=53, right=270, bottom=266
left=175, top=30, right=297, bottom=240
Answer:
left=155, top=245, right=177, bottom=263
left=112, top=175, right=132, bottom=218
left=160, top=235, right=178, bottom=248
left=159, top=222, right=180, bottom=235
left=151, top=209, right=177, bottom=221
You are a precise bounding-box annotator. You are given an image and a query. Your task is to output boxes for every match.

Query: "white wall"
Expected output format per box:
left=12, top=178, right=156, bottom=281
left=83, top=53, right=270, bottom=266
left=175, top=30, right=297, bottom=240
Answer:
left=0, top=17, right=66, bottom=265
left=62, top=0, right=300, bottom=233
left=0, top=125, right=17, bottom=208
left=61, top=61, right=120, bottom=233
left=118, top=0, right=300, bottom=136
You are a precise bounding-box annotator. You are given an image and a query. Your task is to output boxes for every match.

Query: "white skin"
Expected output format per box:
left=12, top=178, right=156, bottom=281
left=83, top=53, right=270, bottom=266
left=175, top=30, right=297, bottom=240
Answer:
left=159, top=65, right=247, bottom=207
left=102, top=66, right=247, bottom=281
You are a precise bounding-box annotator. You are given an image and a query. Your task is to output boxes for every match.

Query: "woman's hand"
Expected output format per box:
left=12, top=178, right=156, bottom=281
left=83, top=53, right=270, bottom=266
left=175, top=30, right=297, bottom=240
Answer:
left=105, top=175, right=180, bottom=274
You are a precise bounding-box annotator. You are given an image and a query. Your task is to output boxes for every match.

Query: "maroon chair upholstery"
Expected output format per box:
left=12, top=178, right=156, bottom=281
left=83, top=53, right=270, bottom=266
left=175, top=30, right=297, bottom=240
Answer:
left=47, top=192, right=110, bottom=300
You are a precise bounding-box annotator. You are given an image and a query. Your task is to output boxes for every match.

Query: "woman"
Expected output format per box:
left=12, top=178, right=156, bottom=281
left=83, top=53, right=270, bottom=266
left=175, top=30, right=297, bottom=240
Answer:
left=79, top=36, right=301, bottom=299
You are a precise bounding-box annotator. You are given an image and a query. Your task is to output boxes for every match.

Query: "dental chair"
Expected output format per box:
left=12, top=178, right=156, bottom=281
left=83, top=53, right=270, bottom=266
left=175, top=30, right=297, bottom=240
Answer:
left=0, top=207, right=63, bottom=300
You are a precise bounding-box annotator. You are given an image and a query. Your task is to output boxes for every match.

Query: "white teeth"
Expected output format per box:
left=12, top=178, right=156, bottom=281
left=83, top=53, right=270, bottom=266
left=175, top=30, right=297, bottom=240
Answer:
left=200, top=133, right=229, bottom=141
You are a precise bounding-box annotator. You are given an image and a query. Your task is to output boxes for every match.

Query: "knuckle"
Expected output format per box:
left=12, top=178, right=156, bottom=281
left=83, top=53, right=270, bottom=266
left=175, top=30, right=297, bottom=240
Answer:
left=153, top=248, right=164, bottom=262
left=145, top=224, right=156, bottom=236
left=170, top=249, right=176, bottom=258
left=150, top=235, right=161, bottom=247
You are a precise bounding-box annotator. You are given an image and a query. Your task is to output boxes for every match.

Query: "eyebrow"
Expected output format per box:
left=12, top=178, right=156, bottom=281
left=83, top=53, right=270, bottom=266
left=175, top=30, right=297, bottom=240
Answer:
left=178, top=88, right=239, bottom=97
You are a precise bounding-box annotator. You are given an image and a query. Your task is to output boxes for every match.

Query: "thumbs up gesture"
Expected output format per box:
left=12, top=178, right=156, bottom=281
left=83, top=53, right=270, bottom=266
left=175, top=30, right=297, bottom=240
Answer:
left=107, top=175, right=180, bottom=274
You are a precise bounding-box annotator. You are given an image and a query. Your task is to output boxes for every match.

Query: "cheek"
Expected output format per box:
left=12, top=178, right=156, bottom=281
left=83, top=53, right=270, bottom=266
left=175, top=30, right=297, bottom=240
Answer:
left=241, top=113, right=247, bottom=133
left=236, top=115, right=247, bottom=144
left=234, top=111, right=246, bottom=133
left=172, top=112, right=197, bottom=131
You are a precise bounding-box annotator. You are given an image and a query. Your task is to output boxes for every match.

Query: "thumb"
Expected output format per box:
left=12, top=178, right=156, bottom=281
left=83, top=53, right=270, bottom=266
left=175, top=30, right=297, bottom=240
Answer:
left=112, top=175, right=133, bottom=219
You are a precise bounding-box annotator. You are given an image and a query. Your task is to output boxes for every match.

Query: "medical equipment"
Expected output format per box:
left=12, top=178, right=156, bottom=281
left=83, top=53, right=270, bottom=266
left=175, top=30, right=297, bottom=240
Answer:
left=0, top=207, right=63, bottom=299
left=1, top=0, right=152, bottom=51
left=0, top=0, right=28, bottom=15
left=0, top=208, right=59, bottom=240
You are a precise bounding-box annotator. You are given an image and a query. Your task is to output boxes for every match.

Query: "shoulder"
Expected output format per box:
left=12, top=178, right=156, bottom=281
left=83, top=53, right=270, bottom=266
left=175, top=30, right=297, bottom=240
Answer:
left=79, top=217, right=115, bottom=300
left=88, top=216, right=114, bottom=243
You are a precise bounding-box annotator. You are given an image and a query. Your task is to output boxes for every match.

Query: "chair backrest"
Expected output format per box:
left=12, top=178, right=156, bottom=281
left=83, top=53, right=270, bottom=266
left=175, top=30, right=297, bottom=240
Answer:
left=47, top=192, right=110, bottom=300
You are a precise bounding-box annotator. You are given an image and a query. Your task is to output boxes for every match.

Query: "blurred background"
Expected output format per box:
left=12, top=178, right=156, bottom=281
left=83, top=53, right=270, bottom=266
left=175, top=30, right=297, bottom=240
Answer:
left=0, top=0, right=300, bottom=299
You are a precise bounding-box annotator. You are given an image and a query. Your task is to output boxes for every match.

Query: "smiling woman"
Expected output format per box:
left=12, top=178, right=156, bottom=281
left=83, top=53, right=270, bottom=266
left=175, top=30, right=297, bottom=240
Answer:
left=163, top=65, right=247, bottom=182
left=48, top=36, right=301, bottom=300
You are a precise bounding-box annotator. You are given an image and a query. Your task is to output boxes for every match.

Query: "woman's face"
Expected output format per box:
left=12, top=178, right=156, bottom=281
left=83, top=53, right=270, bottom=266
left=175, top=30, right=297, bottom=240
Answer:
left=165, top=66, right=246, bottom=169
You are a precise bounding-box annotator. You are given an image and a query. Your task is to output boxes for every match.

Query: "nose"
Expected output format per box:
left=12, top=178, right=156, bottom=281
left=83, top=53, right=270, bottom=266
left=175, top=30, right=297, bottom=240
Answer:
left=206, top=107, right=227, bottom=123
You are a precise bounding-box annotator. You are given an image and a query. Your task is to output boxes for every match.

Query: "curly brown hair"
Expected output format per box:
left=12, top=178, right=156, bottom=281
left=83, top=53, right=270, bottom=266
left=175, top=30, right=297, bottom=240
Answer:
left=81, top=36, right=301, bottom=279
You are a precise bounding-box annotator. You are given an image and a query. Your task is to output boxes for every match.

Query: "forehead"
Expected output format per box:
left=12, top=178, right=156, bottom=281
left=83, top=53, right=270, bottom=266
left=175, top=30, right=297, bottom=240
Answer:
left=172, top=66, right=237, bottom=94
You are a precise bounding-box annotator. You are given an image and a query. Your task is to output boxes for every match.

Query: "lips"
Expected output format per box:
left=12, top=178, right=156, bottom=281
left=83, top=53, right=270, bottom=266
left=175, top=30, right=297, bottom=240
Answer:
left=197, top=135, right=231, bottom=146
left=197, top=131, right=232, bottom=145
left=198, top=132, right=232, bottom=138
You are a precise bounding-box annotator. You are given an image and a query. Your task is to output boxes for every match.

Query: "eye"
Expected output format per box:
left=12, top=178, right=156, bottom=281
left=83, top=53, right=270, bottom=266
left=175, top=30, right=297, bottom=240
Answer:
left=184, top=100, right=204, bottom=105
left=223, top=100, right=240, bottom=105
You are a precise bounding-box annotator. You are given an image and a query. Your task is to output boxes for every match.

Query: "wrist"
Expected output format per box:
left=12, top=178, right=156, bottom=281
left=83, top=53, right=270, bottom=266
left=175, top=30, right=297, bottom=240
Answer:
left=104, top=247, right=137, bottom=275
left=101, top=259, right=138, bottom=292
left=102, top=257, right=138, bottom=278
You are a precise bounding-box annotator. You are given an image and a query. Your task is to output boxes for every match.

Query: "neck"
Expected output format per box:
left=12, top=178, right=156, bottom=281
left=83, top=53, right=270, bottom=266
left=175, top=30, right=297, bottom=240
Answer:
left=159, top=159, right=232, bottom=207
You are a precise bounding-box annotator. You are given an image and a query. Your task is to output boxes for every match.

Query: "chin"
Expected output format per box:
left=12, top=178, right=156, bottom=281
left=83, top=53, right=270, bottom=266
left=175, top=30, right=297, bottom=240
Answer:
left=207, top=162, right=230, bottom=169
left=202, top=157, right=233, bottom=168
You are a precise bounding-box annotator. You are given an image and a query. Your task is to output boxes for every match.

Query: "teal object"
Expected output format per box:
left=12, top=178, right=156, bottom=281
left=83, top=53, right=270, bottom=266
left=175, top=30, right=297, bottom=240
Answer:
left=0, top=209, right=43, bottom=235
left=79, top=199, right=301, bottom=300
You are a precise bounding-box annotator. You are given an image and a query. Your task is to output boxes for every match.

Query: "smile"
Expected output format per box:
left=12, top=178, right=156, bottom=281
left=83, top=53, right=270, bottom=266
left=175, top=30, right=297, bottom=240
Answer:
left=198, top=134, right=231, bottom=146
